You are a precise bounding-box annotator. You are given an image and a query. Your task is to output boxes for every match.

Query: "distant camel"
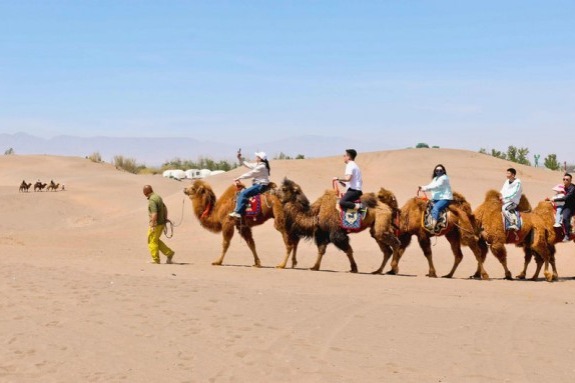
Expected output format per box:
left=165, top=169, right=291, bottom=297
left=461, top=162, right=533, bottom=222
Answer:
left=47, top=181, right=60, bottom=191
left=183, top=179, right=291, bottom=267
left=19, top=180, right=32, bottom=192
left=34, top=181, right=47, bottom=192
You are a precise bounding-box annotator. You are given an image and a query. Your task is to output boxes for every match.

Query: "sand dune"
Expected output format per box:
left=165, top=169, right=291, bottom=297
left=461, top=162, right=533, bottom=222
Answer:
left=1, top=150, right=574, bottom=382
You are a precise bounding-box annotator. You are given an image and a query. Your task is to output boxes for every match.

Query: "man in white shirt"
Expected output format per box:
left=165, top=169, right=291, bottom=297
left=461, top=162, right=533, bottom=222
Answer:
left=334, top=149, right=363, bottom=211
left=500, top=167, right=523, bottom=230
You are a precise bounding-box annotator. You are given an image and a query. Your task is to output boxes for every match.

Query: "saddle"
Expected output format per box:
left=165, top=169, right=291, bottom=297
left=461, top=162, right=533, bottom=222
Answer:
left=336, top=199, right=366, bottom=232
left=237, top=182, right=276, bottom=219
left=422, top=201, right=449, bottom=235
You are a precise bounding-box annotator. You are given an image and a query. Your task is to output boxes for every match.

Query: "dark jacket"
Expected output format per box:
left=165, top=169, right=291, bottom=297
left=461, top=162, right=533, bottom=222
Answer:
left=561, top=184, right=575, bottom=210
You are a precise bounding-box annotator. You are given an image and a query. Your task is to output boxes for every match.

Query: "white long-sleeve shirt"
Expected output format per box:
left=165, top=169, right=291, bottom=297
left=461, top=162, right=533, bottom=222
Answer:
left=421, top=174, right=453, bottom=200
left=500, top=178, right=522, bottom=205
left=235, top=160, right=270, bottom=185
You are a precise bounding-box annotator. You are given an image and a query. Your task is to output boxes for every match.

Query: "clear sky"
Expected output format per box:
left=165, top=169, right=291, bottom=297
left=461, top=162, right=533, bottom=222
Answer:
left=1, top=1, right=574, bottom=161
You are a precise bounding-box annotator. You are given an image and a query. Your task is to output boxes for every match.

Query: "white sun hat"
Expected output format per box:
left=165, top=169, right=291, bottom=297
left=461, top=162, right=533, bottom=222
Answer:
left=254, top=151, right=267, bottom=161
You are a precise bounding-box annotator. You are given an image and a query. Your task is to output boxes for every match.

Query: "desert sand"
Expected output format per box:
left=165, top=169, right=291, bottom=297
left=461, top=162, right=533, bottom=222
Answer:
left=1, top=149, right=574, bottom=383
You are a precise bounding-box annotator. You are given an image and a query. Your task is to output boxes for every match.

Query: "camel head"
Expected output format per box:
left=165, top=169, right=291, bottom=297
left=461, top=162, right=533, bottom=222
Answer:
left=278, top=178, right=310, bottom=208
left=376, top=187, right=398, bottom=210
left=183, top=179, right=216, bottom=205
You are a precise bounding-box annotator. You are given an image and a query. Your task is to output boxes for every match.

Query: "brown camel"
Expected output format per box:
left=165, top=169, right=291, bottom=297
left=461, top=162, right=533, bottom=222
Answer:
left=47, top=181, right=60, bottom=191
left=34, top=181, right=47, bottom=192
left=275, top=178, right=400, bottom=273
left=376, top=188, right=489, bottom=279
left=183, top=179, right=291, bottom=267
left=19, top=180, right=32, bottom=192
left=473, top=190, right=555, bottom=282
left=516, top=200, right=561, bottom=280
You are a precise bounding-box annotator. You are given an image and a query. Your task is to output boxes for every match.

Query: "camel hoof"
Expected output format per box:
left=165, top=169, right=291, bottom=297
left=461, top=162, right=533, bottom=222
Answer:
left=441, top=274, right=453, bottom=279
left=386, top=269, right=398, bottom=275
left=505, top=273, right=513, bottom=280
left=371, top=269, right=383, bottom=275
left=252, top=264, right=262, bottom=268
left=515, top=273, right=526, bottom=280
left=482, top=273, right=490, bottom=280
left=544, top=272, right=553, bottom=282
left=310, top=266, right=320, bottom=271
left=426, top=273, right=438, bottom=278
left=469, top=274, right=481, bottom=280
left=350, top=268, right=358, bottom=273
left=553, top=273, right=559, bottom=281
left=291, top=262, right=297, bottom=269
left=212, top=261, right=223, bottom=266
left=275, top=264, right=286, bottom=269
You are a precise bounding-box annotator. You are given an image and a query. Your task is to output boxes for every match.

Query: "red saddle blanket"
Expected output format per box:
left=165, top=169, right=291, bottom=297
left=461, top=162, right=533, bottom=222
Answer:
left=245, top=194, right=262, bottom=216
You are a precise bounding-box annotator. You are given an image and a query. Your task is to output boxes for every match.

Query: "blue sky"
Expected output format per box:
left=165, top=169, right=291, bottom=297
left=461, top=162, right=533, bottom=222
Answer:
left=1, top=1, right=574, bottom=160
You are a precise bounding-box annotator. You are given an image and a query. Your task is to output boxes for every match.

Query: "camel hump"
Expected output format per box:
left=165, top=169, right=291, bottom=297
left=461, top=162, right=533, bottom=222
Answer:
left=360, top=193, right=378, bottom=208
left=452, top=191, right=467, bottom=204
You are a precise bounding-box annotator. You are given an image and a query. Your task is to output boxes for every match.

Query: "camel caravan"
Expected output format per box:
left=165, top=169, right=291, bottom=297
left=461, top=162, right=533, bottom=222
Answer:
left=19, top=180, right=64, bottom=192
left=183, top=150, right=575, bottom=283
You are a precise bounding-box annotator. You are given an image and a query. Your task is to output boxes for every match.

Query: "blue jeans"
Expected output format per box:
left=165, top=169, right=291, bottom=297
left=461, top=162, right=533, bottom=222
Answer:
left=234, top=183, right=267, bottom=215
left=431, top=199, right=451, bottom=220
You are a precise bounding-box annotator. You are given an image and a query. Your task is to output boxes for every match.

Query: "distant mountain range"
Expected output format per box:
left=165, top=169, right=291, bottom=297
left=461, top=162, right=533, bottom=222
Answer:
left=0, top=132, right=386, bottom=165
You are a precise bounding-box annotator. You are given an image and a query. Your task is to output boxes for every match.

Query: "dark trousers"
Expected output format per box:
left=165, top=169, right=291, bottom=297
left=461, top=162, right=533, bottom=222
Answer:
left=339, top=188, right=362, bottom=210
left=562, top=206, right=573, bottom=236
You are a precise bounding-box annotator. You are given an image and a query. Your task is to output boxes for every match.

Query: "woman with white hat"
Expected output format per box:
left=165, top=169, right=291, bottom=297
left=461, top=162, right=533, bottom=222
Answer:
left=229, top=150, right=271, bottom=218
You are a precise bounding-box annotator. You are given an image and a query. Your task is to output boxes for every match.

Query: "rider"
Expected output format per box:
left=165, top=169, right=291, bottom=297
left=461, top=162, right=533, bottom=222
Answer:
left=229, top=151, right=271, bottom=219
left=559, top=173, right=575, bottom=241
left=499, top=167, right=523, bottom=230
left=334, top=149, right=363, bottom=211
left=418, top=164, right=453, bottom=228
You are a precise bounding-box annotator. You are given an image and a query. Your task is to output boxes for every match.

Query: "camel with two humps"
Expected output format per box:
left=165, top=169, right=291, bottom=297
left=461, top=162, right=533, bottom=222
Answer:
left=474, top=190, right=556, bottom=282
left=376, top=188, right=489, bottom=279
left=183, top=179, right=292, bottom=268
left=275, top=178, right=400, bottom=273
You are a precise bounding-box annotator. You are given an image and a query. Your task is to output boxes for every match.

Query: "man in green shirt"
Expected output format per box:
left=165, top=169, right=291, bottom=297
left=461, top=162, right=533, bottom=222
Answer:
left=143, top=185, right=175, bottom=264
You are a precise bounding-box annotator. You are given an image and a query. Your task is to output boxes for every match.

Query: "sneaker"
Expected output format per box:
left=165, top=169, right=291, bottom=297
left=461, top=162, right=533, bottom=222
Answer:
left=229, top=212, right=241, bottom=218
left=508, top=225, right=518, bottom=231
left=166, top=253, right=175, bottom=264
left=553, top=223, right=562, bottom=228
left=563, top=236, right=570, bottom=242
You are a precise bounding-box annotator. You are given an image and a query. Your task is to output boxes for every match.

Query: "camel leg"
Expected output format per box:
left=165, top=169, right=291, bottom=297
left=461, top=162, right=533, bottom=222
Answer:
left=516, top=246, right=533, bottom=279
left=443, top=230, right=464, bottom=278
left=530, top=251, right=544, bottom=281
left=327, top=229, right=358, bottom=273
left=212, top=222, right=235, bottom=266
left=372, top=240, right=393, bottom=274
left=238, top=226, right=261, bottom=267
left=490, top=243, right=512, bottom=280
left=549, top=248, right=559, bottom=281
left=470, top=237, right=490, bottom=280
left=417, top=235, right=437, bottom=278
left=387, top=233, right=411, bottom=275
left=311, top=230, right=329, bottom=271
left=276, top=232, right=298, bottom=269
left=334, top=236, right=358, bottom=273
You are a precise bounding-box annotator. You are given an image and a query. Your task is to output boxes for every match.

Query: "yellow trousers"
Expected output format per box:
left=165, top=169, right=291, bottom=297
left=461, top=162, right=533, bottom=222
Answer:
left=147, top=225, right=174, bottom=263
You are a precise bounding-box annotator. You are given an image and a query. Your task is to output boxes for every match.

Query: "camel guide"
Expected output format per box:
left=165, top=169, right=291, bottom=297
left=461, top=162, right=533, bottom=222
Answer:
left=334, top=149, right=363, bottom=211
left=143, top=185, right=175, bottom=264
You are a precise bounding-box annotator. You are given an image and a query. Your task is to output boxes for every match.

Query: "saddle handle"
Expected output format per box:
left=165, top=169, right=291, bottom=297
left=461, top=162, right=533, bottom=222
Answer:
left=417, top=188, right=429, bottom=201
